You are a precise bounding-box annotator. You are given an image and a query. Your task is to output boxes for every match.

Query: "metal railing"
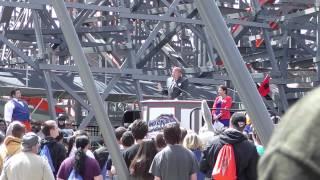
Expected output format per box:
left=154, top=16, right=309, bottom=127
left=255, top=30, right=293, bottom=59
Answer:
left=189, top=107, right=246, bottom=131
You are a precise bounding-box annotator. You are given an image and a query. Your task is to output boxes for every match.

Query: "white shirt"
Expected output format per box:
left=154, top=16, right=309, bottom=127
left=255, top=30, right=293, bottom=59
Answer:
left=4, top=98, right=26, bottom=123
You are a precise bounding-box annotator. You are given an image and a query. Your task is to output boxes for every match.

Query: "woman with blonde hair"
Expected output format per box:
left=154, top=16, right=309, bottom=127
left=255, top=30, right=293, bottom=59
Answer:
left=183, top=133, right=205, bottom=180
left=183, top=133, right=203, bottom=151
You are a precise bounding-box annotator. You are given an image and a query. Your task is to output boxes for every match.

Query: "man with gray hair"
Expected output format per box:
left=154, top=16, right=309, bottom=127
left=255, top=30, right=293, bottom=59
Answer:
left=0, top=132, right=54, bottom=180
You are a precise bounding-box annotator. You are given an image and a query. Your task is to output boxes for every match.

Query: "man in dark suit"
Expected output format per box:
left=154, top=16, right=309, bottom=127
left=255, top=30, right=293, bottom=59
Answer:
left=166, top=67, right=189, bottom=99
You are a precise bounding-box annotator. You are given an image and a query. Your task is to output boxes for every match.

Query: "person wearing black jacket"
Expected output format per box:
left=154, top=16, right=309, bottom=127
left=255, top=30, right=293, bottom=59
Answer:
left=166, top=67, right=189, bottom=100
left=200, top=112, right=258, bottom=180
left=40, top=120, right=66, bottom=176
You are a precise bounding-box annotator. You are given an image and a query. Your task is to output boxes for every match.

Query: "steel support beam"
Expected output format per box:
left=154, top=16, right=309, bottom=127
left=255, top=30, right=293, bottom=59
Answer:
left=262, top=29, right=281, bottom=75
left=78, top=58, right=129, bottom=129
left=135, top=0, right=181, bottom=59
left=5, top=26, right=127, bottom=35
left=0, top=35, right=38, bottom=69
left=0, top=1, right=42, bottom=9
left=51, top=73, right=91, bottom=110
left=255, top=0, right=288, bottom=113
left=262, top=29, right=289, bottom=111
left=291, top=35, right=316, bottom=56
left=315, top=3, right=320, bottom=86
left=121, top=0, right=144, bottom=109
left=119, top=12, right=203, bottom=25
left=39, top=64, right=142, bottom=74
left=73, top=0, right=105, bottom=28
left=34, top=0, right=130, bottom=13
left=43, top=71, right=57, bottom=119
left=32, top=11, right=46, bottom=58
left=0, top=33, right=91, bottom=113
left=51, top=1, right=129, bottom=180
left=79, top=75, right=121, bottom=129
left=196, top=0, right=274, bottom=145
left=33, top=10, right=57, bottom=120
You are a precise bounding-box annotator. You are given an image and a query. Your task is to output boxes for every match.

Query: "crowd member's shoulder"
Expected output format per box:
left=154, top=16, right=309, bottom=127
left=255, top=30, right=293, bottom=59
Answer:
left=127, top=143, right=140, bottom=152
left=123, top=143, right=139, bottom=159
left=152, top=146, right=166, bottom=161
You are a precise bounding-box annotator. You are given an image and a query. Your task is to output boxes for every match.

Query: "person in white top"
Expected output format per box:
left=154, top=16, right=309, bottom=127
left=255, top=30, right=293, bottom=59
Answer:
left=0, top=132, right=55, bottom=180
left=4, top=89, right=31, bottom=132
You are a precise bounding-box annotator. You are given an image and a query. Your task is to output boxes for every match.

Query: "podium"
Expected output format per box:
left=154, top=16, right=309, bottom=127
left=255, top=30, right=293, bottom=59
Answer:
left=141, top=100, right=203, bottom=133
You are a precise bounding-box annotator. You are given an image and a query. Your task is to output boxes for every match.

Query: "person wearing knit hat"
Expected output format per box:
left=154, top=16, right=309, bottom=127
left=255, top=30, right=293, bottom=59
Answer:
left=0, top=132, right=54, bottom=180
left=21, top=132, right=40, bottom=152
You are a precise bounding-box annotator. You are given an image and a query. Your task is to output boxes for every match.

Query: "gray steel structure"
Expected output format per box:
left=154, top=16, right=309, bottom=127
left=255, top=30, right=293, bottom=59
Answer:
left=0, top=0, right=318, bottom=177
left=0, top=0, right=316, bottom=103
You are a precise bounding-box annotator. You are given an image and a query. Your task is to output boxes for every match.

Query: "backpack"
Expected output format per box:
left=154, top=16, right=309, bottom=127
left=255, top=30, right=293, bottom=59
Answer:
left=101, top=161, right=108, bottom=180
left=93, top=146, right=109, bottom=179
left=212, top=144, right=237, bottom=180
left=68, top=169, right=83, bottom=180
left=40, top=145, right=55, bottom=173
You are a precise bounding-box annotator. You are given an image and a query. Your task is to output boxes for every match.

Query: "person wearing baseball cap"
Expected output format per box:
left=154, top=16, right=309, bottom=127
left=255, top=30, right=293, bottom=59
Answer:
left=0, top=132, right=54, bottom=180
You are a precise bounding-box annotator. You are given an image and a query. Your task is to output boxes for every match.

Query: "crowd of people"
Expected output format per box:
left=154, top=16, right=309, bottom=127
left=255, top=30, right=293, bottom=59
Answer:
left=0, top=82, right=301, bottom=180
left=0, top=64, right=318, bottom=180
left=0, top=86, right=269, bottom=180
left=0, top=109, right=265, bottom=180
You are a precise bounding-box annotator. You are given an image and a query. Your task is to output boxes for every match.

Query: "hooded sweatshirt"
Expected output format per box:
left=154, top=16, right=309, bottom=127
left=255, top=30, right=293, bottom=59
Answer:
left=200, top=128, right=259, bottom=180
left=0, top=136, right=22, bottom=171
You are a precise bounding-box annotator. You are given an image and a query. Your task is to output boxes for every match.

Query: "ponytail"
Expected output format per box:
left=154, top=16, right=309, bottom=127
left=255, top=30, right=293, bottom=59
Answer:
left=73, top=135, right=90, bottom=177
left=74, top=148, right=86, bottom=177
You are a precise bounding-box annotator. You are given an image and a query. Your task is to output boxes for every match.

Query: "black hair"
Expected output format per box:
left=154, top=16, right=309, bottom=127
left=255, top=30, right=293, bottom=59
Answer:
left=10, top=88, right=21, bottom=97
left=230, top=112, right=247, bottom=131
left=57, top=115, right=68, bottom=121
left=155, top=133, right=166, bottom=150
left=131, top=120, right=148, bottom=140
left=219, top=85, right=228, bottom=95
left=66, top=130, right=89, bottom=158
left=163, top=123, right=181, bottom=145
left=0, top=120, right=7, bottom=134
left=121, top=131, right=134, bottom=147
left=74, top=135, right=90, bottom=177
left=57, top=115, right=67, bottom=129
left=66, top=136, right=75, bottom=157
left=115, top=127, right=127, bottom=141
left=93, top=146, right=109, bottom=170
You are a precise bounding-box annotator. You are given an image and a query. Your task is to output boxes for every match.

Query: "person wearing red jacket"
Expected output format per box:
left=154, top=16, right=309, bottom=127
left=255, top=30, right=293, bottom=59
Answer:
left=212, top=85, right=233, bottom=127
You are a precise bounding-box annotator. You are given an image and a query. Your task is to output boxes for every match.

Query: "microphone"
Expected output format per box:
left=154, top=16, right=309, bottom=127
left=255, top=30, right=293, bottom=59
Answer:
left=174, top=83, right=196, bottom=99
left=171, top=78, right=197, bottom=99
